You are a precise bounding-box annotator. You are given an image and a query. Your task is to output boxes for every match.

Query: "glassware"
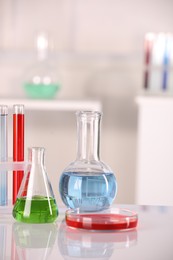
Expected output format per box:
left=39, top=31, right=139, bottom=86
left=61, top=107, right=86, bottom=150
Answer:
left=0, top=105, right=8, bottom=206
left=59, top=111, right=117, bottom=212
left=66, top=208, right=138, bottom=231
left=23, top=32, right=61, bottom=99
left=13, top=147, right=58, bottom=223
left=13, top=104, right=25, bottom=204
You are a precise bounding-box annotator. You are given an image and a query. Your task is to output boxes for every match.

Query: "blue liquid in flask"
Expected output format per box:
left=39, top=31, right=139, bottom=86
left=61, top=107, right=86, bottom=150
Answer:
left=59, top=172, right=117, bottom=211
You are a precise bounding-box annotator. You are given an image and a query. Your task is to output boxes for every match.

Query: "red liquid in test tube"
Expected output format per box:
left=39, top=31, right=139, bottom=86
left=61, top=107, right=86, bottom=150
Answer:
left=13, top=105, right=24, bottom=204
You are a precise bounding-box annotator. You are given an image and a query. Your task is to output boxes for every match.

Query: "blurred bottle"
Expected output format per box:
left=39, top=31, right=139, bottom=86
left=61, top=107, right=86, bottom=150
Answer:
left=23, top=32, right=61, bottom=99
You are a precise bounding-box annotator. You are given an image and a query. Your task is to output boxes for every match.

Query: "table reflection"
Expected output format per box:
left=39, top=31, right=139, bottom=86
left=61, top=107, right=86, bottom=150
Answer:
left=58, top=220, right=137, bottom=260
left=0, top=224, right=6, bottom=260
left=12, top=222, right=58, bottom=260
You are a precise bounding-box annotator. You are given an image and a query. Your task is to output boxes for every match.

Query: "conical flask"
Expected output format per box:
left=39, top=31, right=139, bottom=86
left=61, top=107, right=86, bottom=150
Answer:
left=13, top=147, right=58, bottom=223
left=59, top=111, right=117, bottom=212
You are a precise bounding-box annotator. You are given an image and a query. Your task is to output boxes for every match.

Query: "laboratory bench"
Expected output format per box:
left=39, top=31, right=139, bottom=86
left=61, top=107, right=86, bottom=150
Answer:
left=0, top=204, right=173, bottom=260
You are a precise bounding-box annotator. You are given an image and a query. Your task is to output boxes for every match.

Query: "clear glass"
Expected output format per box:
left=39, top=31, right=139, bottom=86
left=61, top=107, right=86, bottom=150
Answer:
left=66, top=208, right=138, bottom=231
left=23, top=32, right=61, bottom=99
left=0, top=105, right=8, bottom=206
left=59, top=111, right=117, bottom=212
left=13, top=104, right=25, bottom=205
left=13, top=147, right=58, bottom=223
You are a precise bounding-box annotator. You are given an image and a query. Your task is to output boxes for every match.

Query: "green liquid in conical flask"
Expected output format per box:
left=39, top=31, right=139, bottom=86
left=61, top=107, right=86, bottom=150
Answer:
left=13, top=196, right=58, bottom=223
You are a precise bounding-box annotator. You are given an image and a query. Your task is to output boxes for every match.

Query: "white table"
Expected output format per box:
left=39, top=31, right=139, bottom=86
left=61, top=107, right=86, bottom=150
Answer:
left=0, top=204, right=173, bottom=260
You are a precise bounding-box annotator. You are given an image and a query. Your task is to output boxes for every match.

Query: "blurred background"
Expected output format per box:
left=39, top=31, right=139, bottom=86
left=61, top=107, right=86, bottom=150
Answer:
left=0, top=0, right=173, bottom=206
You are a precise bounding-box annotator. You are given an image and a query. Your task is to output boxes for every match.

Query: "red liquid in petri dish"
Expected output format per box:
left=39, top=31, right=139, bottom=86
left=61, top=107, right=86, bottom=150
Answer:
left=66, top=209, right=138, bottom=231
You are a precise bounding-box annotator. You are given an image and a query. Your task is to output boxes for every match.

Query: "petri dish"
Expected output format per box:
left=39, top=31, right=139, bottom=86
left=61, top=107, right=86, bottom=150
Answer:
left=65, top=207, right=138, bottom=231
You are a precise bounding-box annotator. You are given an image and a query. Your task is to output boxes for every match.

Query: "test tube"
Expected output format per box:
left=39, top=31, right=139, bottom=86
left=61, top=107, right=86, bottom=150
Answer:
left=13, top=105, right=24, bottom=204
left=144, top=33, right=154, bottom=89
left=0, top=105, right=8, bottom=206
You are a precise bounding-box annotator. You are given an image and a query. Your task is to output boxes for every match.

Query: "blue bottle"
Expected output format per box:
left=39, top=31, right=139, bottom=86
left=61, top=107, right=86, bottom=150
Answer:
left=59, top=111, right=117, bottom=212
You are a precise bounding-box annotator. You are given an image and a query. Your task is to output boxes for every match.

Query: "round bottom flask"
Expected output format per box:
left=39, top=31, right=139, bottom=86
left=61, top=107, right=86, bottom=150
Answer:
left=59, top=111, right=117, bottom=212
left=23, top=32, right=61, bottom=99
left=13, top=147, right=58, bottom=223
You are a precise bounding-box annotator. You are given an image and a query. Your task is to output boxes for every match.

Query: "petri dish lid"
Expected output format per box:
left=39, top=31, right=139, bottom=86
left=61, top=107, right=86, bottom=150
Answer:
left=65, top=207, right=138, bottom=231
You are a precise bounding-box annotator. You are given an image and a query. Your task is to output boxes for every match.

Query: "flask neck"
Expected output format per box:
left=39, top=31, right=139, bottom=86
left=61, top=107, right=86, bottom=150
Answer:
left=29, top=147, right=45, bottom=166
left=36, top=32, right=49, bottom=61
left=76, top=111, right=101, bottom=161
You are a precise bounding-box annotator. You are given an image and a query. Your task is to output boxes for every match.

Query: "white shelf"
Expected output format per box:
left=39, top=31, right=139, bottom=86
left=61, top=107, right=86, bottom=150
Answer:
left=0, top=49, right=140, bottom=63
left=0, top=99, right=102, bottom=112
left=136, top=95, right=173, bottom=106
